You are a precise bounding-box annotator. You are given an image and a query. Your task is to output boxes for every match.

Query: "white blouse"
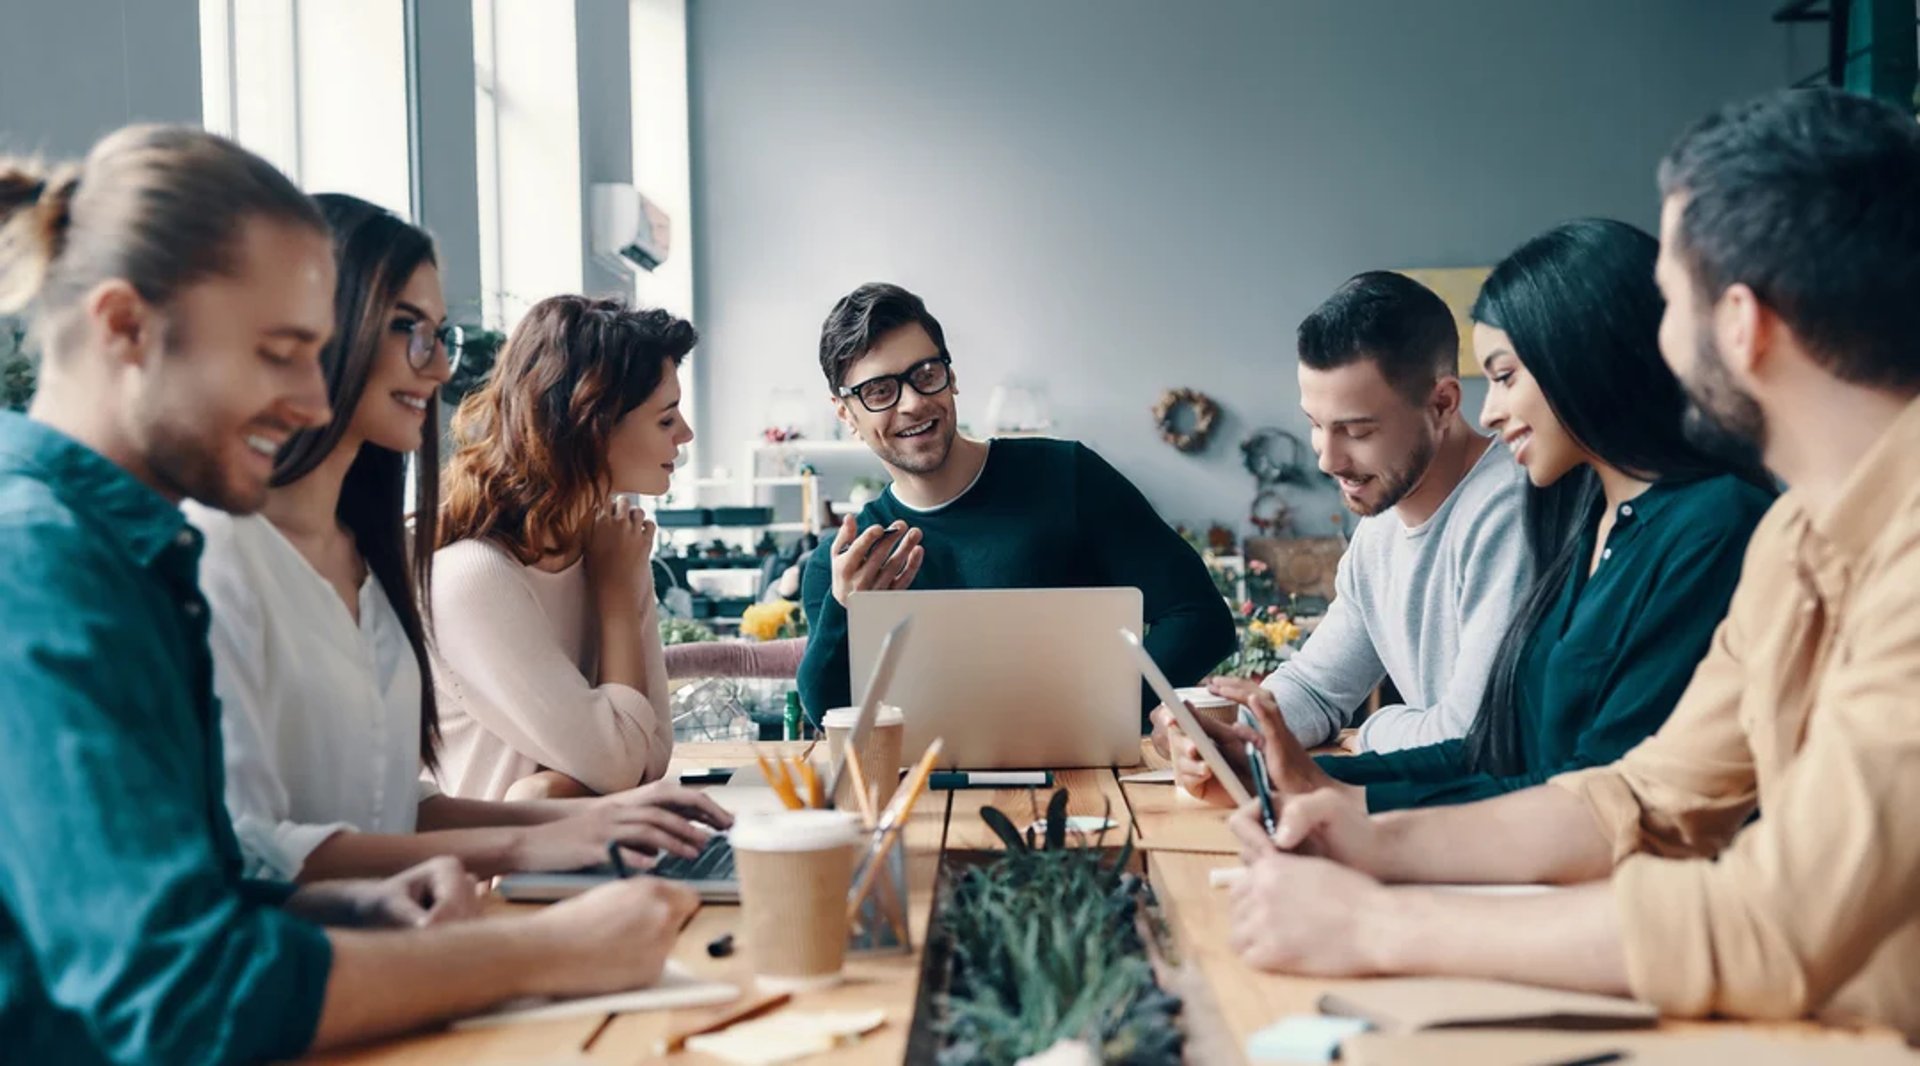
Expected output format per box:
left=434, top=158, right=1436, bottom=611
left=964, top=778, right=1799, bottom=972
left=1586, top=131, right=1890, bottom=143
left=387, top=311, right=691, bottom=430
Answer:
left=187, top=503, right=436, bottom=880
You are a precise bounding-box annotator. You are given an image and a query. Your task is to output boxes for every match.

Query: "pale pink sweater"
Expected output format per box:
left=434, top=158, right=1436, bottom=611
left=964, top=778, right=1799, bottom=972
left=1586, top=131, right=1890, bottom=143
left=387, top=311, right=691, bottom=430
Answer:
left=429, top=539, right=673, bottom=800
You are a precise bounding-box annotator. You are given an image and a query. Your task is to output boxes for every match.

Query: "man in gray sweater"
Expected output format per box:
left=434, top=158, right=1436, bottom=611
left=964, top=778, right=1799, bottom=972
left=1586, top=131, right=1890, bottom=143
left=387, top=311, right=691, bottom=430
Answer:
left=1158, top=272, right=1531, bottom=779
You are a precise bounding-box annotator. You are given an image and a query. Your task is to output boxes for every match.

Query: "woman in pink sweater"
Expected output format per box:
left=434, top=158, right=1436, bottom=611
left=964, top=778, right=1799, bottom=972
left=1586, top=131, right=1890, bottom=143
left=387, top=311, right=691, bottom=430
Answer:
left=434, top=296, right=698, bottom=801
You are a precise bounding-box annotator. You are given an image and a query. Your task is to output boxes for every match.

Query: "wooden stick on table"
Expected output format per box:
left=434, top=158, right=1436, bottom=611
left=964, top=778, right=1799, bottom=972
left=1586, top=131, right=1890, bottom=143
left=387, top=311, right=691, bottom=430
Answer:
left=843, top=749, right=878, bottom=828
left=657, top=990, right=792, bottom=1054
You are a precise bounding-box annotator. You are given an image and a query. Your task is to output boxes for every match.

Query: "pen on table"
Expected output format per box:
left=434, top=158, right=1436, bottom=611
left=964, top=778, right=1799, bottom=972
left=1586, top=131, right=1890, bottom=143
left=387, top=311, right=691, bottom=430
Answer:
left=1544, top=1053, right=1626, bottom=1066
left=1246, top=742, right=1278, bottom=836
left=928, top=770, right=1054, bottom=790
left=678, top=767, right=734, bottom=786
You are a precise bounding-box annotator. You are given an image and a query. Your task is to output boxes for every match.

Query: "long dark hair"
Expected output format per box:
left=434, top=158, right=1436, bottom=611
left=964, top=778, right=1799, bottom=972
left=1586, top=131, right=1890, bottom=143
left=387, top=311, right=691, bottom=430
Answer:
left=273, top=193, right=442, bottom=772
left=1461, top=218, right=1770, bottom=776
left=440, top=296, right=696, bottom=563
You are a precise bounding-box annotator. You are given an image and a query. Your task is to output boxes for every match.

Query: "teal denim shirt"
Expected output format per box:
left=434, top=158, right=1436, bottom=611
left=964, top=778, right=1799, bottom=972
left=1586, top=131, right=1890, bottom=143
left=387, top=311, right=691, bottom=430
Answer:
left=0, top=413, right=331, bottom=1064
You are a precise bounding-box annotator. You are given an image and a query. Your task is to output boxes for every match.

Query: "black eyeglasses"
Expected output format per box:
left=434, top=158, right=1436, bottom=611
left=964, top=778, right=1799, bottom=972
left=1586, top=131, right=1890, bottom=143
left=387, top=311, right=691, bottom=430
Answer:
left=837, top=354, right=953, bottom=413
left=394, top=318, right=465, bottom=373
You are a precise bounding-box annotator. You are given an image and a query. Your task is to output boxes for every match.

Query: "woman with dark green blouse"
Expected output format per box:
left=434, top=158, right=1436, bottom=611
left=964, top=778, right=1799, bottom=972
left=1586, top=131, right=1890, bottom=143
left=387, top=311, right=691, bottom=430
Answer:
left=1312, top=219, right=1774, bottom=811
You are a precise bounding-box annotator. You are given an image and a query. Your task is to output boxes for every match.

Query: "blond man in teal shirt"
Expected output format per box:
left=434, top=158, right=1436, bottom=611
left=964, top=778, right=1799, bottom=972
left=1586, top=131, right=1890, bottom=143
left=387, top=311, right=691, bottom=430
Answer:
left=0, top=127, right=695, bottom=1063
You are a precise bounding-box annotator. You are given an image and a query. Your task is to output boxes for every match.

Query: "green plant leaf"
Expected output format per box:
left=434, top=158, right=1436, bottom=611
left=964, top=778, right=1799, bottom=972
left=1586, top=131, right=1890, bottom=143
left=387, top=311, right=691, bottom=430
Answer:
left=1044, top=788, right=1069, bottom=851
left=977, top=806, right=1028, bottom=852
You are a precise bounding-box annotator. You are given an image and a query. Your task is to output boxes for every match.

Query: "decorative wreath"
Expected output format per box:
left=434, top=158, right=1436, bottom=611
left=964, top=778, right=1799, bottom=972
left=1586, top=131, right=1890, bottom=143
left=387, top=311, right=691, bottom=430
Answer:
left=1248, top=489, right=1293, bottom=533
left=1152, top=388, right=1220, bottom=453
left=1240, top=427, right=1316, bottom=486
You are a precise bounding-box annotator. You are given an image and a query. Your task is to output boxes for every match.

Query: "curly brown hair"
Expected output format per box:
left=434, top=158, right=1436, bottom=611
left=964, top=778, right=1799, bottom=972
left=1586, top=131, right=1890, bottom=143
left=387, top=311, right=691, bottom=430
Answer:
left=439, top=295, right=697, bottom=563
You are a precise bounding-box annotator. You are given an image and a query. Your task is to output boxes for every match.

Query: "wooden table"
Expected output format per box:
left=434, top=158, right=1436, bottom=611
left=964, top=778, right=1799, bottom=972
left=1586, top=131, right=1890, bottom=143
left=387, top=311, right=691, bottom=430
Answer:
left=314, top=741, right=1908, bottom=1065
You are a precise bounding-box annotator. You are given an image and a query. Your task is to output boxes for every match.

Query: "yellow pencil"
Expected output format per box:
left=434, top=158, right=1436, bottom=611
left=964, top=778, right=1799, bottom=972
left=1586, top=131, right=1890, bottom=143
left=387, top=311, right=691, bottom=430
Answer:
left=755, top=748, right=803, bottom=810
left=843, top=749, right=877, bottom=828
left=796, top=758, right=823, bottom=810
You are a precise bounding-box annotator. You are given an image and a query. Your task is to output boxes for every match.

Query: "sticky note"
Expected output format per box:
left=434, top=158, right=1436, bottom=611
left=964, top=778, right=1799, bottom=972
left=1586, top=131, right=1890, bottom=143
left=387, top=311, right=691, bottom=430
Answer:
left=1244, top=1015, right=1372, bottom=1062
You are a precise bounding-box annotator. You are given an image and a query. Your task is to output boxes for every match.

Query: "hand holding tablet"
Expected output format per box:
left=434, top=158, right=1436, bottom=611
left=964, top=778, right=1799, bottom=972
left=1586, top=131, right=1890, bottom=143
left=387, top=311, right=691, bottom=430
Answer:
left=1119, top=629, right=1254, bottom=807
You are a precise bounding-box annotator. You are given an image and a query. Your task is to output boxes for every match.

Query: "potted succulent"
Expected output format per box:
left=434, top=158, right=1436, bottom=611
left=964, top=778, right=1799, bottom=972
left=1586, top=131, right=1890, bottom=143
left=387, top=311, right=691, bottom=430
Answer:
left=2, top=319, right=35, bottom=412
left=914, top=790, right=1183, bottom=1065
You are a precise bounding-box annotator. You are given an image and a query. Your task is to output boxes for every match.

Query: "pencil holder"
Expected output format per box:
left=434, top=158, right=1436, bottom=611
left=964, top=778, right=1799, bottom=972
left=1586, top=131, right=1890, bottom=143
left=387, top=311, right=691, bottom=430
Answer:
left=847, top=842, right=911, bottom=955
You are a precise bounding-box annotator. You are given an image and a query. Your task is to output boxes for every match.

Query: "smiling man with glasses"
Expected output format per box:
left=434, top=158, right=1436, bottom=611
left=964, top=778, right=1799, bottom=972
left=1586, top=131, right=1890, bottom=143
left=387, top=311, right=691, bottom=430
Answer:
left=795, top=281, right=1234, bottom=724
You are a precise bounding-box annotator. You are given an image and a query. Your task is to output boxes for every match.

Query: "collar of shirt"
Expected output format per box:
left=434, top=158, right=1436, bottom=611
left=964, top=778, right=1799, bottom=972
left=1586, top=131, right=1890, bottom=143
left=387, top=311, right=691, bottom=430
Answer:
left=1805, top=395, right=1920, bottom=564
left=0, top=411, right=200, bottom=572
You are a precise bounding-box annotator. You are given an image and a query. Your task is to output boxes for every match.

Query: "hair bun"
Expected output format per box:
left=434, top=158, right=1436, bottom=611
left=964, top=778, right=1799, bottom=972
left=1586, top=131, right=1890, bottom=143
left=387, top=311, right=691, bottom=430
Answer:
left=0, top=161, right=80, bottom=314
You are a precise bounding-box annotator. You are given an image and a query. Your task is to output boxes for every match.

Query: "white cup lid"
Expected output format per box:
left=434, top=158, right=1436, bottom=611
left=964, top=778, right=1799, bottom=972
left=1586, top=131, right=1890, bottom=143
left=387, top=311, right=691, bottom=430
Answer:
left=730, top=810, right=861, bottom=852
left=822, top=704, right=904, bottom=729
left=1176, top=686, right=1235, bottom=708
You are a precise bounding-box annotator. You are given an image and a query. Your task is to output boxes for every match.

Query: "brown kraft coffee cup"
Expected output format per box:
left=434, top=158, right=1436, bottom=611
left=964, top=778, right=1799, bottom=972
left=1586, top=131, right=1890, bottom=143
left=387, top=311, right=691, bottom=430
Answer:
left=823, top=705, right=905, bottom=810
left=730, top=810, right=862, bottom=991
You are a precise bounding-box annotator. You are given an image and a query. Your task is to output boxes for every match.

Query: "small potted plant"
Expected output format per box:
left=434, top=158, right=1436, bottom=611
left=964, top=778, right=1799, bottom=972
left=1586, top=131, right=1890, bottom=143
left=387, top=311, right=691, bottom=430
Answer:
left=1216, top=563, right=1302, bottom=681
left=2, top=319, right=35, bottom=412
left=918, top=790, right=1183, bottom=1065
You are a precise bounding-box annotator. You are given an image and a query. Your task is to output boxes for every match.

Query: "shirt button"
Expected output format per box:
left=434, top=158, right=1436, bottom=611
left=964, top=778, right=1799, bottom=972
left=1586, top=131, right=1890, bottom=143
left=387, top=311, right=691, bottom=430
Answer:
left=183, top=601, right=203, bottom=619
left=1620, top=504, right=1634, bottom=518
left=1602, top=548, right=1613, bottom=561
left=174, top=529, right=194, bottom=549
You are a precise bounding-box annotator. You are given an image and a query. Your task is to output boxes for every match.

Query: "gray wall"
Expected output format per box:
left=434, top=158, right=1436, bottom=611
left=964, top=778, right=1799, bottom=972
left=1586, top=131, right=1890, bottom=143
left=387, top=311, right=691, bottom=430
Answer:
left=687, top=0, right=1809, bottom=535
left=0, top=0, right=202, bottom=157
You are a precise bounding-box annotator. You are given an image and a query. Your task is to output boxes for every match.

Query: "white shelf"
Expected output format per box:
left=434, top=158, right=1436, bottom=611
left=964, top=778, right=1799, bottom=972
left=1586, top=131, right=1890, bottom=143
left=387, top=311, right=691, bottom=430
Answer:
left=687, top=475, right=806, bottom=488
left=662, top=523, right=809, bottom=534
left=753, top=438, right=874, bottom=454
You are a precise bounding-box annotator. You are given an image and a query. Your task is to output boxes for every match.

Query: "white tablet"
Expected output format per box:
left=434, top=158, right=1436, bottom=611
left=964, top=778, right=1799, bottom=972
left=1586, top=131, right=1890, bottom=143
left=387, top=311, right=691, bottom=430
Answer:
left=1119, top=629, right=1253, bottom=806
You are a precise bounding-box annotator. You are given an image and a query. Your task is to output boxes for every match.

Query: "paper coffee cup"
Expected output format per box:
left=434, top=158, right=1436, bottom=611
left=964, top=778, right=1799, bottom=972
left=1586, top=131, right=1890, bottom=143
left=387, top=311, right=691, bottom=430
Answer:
left=822, top=706, right=906, bottom=811
left=731, top=810, right=861, bottom=991
left=1176, top=686, right=1240, bottom=728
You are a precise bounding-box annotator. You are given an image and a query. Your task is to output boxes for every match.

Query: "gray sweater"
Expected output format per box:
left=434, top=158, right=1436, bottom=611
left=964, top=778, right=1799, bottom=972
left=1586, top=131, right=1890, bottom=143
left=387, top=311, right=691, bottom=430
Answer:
left=1263, top=442, right=1532, bottom=752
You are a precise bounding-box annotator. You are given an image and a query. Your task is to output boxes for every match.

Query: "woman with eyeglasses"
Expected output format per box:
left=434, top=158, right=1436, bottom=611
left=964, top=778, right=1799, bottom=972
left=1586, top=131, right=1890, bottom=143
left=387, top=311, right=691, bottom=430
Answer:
left=190, top=195, right=728, bottom=885
left=430, top=294, right=704, bottom=803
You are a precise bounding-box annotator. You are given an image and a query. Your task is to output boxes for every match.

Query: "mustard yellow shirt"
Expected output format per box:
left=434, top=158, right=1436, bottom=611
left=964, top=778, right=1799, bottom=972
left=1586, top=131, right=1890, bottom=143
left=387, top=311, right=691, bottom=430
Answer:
left=1554, top=397, right=1920, bottom=1036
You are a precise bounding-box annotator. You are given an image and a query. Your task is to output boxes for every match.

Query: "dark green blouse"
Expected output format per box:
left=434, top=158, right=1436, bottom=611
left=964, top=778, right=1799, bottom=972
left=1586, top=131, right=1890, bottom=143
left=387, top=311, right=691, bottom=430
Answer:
left=1319, top=473, right=1773, bottom=812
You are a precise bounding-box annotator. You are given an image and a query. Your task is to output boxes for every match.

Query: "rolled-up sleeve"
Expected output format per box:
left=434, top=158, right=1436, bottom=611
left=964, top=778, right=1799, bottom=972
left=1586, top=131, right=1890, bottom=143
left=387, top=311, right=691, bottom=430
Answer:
left=1589, top=529, right=1920, bottom=1022
left=0, top=535, right=332, bottom=1064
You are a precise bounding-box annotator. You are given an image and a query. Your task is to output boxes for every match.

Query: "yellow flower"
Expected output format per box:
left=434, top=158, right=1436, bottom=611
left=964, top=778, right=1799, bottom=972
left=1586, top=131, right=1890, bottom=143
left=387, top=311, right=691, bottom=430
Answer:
left=1248, top=618, right=1301, bottom=647
left=740, top=599, right=799, bottom=641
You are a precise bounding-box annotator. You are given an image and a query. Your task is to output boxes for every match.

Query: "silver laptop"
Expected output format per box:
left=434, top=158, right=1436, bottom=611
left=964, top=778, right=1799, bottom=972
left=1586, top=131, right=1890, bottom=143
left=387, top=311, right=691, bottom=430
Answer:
left=847, top=588, right=1145, bottom=770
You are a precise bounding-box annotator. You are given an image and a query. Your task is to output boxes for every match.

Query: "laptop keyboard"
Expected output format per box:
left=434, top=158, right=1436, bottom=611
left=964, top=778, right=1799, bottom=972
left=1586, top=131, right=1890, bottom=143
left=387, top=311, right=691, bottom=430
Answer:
left=649, top=834, right=736, bottom=881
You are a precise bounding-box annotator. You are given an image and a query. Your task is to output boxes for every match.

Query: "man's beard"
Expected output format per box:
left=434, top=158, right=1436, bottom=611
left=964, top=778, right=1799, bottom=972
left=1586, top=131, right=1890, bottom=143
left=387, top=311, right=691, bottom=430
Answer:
left=135, top=336, right=272, bottom=515
left=1678, top=330, right=1768, bottom=473
left=147, top=417, right=269, bottom=514
left=872, top=416, right=956, bottom=475
left=1339, top=429, right=1436, bottom=517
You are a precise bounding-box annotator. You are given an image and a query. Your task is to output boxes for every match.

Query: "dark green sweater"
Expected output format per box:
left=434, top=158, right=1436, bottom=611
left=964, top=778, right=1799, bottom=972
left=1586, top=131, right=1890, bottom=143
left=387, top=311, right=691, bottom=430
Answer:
left=1319, top=474, right=1773, bottom=811
left=797, top=438, right=1234, bottom=725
